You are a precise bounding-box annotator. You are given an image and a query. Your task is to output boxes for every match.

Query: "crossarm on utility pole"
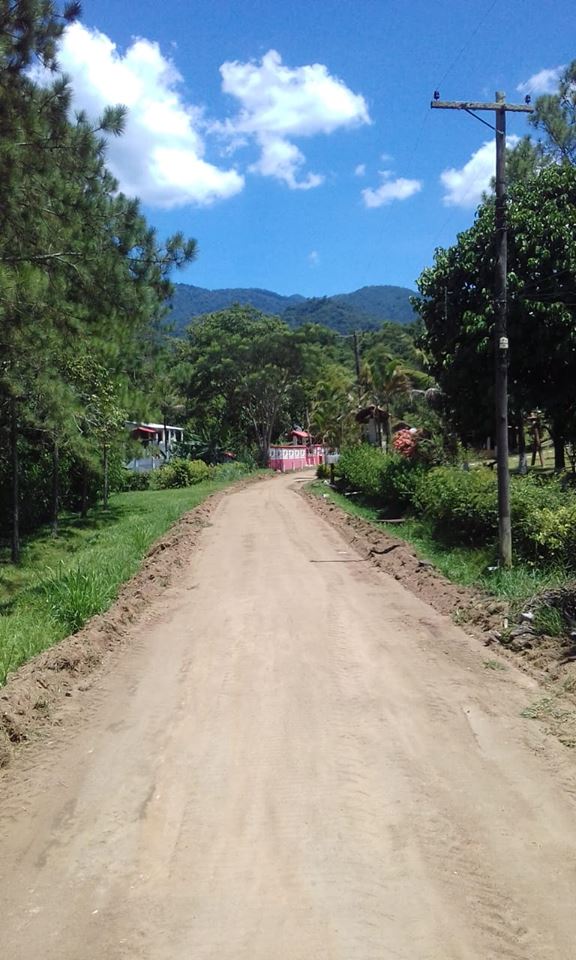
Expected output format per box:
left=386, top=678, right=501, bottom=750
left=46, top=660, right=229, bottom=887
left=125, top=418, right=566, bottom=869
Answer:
left=431, top=100, right=534, bottom=112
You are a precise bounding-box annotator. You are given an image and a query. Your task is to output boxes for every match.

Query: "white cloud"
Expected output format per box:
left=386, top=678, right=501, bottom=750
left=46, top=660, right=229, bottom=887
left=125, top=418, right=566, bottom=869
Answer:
left=251, top=135, right=323, bottom=190
left=38, top=23, right=244, bottom=208
left=354, top=163, right=366, bottom=177
left=517, top=65, right=565, bottom=96
left=440, top=136, right=519, bottom=208
left=34, top=29, right=371, bottom=203
left=362, top=172, right=422, bottom=209
left=219, top=49, right=371, bottom=189
left=308, top=250, right=320, bottom=266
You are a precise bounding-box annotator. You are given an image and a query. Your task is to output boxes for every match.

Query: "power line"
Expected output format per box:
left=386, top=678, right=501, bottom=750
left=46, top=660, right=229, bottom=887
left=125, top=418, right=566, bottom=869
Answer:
left=434, top=0, right=500, bottom=91
left=362, top=0, right=504, bottom=285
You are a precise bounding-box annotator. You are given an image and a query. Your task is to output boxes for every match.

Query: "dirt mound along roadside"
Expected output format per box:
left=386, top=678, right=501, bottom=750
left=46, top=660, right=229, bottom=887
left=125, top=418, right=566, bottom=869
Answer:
left=301, top=485, right=503, bottom=626
left=300, top=485, right=576, bottom=699
left=0, top=477, right=268, bottom=768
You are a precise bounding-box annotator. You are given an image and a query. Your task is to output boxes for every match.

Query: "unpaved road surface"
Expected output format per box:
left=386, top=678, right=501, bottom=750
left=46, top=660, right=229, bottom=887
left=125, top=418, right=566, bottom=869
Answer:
left=1, top=474, right=576, bottom=960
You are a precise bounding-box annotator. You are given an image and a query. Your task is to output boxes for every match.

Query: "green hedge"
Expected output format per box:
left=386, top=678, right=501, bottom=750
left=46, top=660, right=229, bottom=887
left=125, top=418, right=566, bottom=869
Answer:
left=337, top=446, right=386, bottom=499
left=337, top=445, right=576, bottom=567
left=120, top=471, right=151, bottom=492
left=152, top=458, right=210, bottom=489
left=337, top=447, right=426, bottom=513
left=414, top=467, right=498, bottom=543
left=120, top=459, right=253, bottom=493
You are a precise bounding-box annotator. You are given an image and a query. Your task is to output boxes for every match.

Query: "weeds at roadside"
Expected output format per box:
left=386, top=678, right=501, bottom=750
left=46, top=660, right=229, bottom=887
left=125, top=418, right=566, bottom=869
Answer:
left=40, top=560, right=125, bottom=634
left=520, top=694, right=576, bottom=746
left=0, top=477, right=250, bottom=685
left=483, top=659, right=507, bottom=671
left=532, top=604, right=565, bottom=638
left=521, top=696, right=572, bottom=723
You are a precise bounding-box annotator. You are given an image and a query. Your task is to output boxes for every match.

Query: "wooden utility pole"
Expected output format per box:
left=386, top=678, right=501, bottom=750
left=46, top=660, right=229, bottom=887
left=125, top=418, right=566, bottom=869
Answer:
left=431, top=92, right=533, bottom=568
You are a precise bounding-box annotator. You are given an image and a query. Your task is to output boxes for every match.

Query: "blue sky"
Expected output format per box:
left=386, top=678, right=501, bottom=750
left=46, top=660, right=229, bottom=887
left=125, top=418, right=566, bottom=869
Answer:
left=58, top=0, right=571, bottom=297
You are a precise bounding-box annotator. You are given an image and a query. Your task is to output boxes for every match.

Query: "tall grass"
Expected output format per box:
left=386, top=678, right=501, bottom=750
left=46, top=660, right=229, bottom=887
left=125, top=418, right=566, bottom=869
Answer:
left=0, top=479, right=243, bottom=685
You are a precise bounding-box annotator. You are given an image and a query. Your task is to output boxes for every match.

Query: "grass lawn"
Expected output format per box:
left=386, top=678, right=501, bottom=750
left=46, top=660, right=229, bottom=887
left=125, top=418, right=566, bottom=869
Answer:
left=0, top=479, right=237, bottom=685
left=309, top=481, right=570, bottom=610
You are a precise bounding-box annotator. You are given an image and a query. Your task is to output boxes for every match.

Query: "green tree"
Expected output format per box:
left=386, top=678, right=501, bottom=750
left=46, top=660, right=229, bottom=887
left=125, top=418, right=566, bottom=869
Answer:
left=505, top=60, right=576, bottom=186
left=528, top=61, right=576, bottom=166
left=414, top=164, right=576, bottom=467
left=177, top=306, right=307, bottom=463
left=361, top=348, right=414, bottom=446
left=0, top=3, right=197, bottom=557
left=309, top=364, right=358, bottom=448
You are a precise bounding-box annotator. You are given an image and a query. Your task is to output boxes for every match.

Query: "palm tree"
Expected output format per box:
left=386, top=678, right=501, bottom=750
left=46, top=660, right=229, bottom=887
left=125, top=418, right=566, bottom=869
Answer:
left=362, top=348, right=413, bottom=448
left=310, top=364, right=358, bottom=448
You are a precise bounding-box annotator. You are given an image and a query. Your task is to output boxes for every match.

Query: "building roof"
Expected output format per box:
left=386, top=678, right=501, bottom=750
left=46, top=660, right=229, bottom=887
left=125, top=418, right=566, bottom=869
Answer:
left=125, top=421, right=183, bottom=432
left=355, top=405, right=388, bottom=424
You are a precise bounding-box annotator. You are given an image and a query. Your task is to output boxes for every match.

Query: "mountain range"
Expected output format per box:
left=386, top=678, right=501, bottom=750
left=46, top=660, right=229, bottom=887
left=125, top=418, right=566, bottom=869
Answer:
left=167, top=283, right=416, bottom=335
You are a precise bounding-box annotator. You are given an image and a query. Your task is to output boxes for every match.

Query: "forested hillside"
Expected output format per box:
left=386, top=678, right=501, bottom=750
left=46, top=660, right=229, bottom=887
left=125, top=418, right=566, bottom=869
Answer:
left=167, top=282, right=416, bottom=333
left=335, top=286, right=417, bottom=325
left=167, top=284, right=304, bottom=327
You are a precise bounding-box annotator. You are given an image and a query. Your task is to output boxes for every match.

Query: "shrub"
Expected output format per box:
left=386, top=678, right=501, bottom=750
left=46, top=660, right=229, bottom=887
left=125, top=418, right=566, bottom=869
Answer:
left=107, top=450, right=133, bottom=494
left=186, top=459, right=211, bottom=484
left=120, top=471, right=151, bottom=492
left=316, top=463, right=330, bottom=480
left=339, top=448, right=576, bottom=561
left=337, top=446, right=388, bottom=499
left=210, top=461, right=251, bottom=482
left=337, top=446, right=426, bottom=512
left=508, top=475, right=573, bottom=563
left=415, top=467, right=498, bottom=544
left=379, top=455, right=427, bottom=512
left=392, top=429, right=418, bottom=458
left=521, top=503, right=576, bottom=567
left=414, top=468, right=576, bottom=559
left=152, top=458, right=210, bottom=489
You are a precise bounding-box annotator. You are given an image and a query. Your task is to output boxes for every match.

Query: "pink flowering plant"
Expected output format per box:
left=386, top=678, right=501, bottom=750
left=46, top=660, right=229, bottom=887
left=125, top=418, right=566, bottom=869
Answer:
left=392, top=429, right=418, bottom=458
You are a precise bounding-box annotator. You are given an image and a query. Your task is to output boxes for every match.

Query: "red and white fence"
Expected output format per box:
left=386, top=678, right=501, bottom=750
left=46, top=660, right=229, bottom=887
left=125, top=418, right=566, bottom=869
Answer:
left=268, top=445, right=327, bottom=472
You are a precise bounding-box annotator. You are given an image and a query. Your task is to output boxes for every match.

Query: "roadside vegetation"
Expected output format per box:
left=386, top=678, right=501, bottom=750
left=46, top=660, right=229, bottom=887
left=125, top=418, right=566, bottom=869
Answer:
left=0, top=464, right=254, bottom=685
left=312, top=469, right=571, bottom=609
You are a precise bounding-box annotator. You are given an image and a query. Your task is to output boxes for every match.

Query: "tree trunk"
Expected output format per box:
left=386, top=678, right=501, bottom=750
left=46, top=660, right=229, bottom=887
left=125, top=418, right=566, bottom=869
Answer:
left=80, top=466, right=89, bottom=519
left=515, top=413, right=528, bottom=475
left=384, top=404, right=391, bottom=450
left=552, top=423, right=565, bottom=472
left=103, top=446, right=110, bottom=508
left=10, top=397, right=20, bottom=564
left=51, top=437, right=59, bottom=536
left=260, top=425, right=273, bottom=467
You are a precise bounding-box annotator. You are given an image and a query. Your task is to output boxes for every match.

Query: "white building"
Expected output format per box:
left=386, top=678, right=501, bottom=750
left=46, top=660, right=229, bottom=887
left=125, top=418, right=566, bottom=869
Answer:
left=125, top=421, right=185, bottom=473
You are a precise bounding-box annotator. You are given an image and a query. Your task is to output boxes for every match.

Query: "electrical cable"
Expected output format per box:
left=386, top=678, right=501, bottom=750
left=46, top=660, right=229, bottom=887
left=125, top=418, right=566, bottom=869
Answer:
left=361, top=0, right=506, bottom=288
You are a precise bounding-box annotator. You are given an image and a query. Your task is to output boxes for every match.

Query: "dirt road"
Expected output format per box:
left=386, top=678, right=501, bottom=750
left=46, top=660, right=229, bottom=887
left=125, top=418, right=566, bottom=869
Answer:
left=1, top=474, right=576, bottom=959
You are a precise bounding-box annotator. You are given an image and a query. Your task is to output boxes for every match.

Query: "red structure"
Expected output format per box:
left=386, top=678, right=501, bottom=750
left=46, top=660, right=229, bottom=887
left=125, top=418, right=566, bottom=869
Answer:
left=268, top=429, right=327, bottom=472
